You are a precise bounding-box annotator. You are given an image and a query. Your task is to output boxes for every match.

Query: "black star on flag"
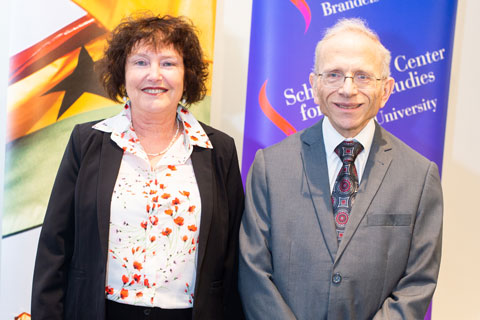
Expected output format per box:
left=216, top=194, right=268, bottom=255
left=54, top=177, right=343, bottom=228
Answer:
left=44, top=46, right=109, bottom=119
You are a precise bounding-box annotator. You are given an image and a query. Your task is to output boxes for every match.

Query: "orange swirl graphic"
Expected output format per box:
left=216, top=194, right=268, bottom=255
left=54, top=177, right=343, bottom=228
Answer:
left=259, top=80, right=297, bottom=136
left=290, top=0, right=312, bottom=33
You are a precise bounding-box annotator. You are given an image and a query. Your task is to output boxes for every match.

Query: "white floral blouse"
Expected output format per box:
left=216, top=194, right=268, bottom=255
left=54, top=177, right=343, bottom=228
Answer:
left=93, top=103, right=212, bottom=308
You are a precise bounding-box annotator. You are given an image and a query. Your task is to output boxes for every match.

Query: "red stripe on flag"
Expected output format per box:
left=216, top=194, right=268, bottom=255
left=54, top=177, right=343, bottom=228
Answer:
left=9, top=15, right=106, bottom=84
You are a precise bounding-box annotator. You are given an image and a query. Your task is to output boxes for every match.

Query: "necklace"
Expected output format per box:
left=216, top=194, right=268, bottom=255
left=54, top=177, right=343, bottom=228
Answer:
left=145, top=118, right=180, bottom=157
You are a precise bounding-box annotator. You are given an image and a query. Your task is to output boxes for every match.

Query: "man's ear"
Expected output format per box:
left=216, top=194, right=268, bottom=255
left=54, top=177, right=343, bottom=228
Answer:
left=309, top=73, right=319, bottom=105
left=380, top=76, right=395, bottom=108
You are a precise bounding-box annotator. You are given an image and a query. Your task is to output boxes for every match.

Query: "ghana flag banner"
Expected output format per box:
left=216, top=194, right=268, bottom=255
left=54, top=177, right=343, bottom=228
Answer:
left=241, top=1, right=457, bottom=319
left=3, top=0, right=216, bottom=237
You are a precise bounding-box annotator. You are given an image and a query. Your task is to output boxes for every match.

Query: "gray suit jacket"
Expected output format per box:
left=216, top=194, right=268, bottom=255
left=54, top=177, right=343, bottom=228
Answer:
left=239, top=119, right=443, bottom=320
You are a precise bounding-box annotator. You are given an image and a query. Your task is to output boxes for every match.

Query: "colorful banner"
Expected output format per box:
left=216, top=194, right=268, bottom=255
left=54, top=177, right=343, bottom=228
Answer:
left=241, top=1, right=457, bottom=319
left=3, top=0, right=216, bottom=237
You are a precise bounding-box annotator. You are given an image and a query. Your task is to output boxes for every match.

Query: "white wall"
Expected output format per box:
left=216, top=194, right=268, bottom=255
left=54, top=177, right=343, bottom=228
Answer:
left=210, top=0, right=252, bottom=163
left=433, top=0, right=480, bottom=319
left=0, top=0, right=10, bottom=295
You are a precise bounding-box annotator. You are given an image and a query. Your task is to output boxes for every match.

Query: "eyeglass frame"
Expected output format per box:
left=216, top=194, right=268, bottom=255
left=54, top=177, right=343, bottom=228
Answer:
left=316, top=71, right=386, bottom=89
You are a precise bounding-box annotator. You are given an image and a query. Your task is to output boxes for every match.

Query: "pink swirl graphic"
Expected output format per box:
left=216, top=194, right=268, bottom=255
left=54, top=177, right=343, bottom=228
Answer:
left=259, top=80, right=297, bottom=136
left=290, top=0, right=312, bottom=33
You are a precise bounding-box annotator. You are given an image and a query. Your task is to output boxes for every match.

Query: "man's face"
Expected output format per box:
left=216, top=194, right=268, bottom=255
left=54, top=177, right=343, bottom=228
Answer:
left=309, top=32, right=394, bottom=138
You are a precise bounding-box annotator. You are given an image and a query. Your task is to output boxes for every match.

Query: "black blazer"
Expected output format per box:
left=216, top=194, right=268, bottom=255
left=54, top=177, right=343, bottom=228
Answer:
left=32, top=120, right=245, bottom=320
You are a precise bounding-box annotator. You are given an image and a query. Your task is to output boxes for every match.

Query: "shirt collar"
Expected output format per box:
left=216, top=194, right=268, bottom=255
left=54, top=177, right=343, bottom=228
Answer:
left=322, top=116, right=375, bottom=155
left=93, top=103, right=213, bottom=150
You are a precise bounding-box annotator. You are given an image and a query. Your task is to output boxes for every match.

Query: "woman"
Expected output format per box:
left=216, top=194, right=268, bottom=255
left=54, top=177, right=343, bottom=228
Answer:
left=32, top=14, right=244, bottom=320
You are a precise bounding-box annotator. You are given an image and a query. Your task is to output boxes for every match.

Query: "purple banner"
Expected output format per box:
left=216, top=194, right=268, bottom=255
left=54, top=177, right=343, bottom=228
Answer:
left=242, top=0, right=457, bottom=176
left=241, top=1, right=458, bottom=319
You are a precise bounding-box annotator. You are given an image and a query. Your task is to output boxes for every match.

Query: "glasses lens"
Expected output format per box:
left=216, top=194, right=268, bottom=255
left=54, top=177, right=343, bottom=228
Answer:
left=320, top=73, right=378, bottom=89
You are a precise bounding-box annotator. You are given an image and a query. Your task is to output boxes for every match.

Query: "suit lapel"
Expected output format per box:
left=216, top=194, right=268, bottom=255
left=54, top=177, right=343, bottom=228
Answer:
left=335, top=124, right=393, bottom=261
left=300, top=119, right=338, bottom=262
left=97, top=132, right=123, bottom=265
left=191, top=143, right=214, bottom=275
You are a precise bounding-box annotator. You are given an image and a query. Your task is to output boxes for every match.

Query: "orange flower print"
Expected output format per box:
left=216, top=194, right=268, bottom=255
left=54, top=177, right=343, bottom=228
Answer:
left=122, top=275, right=129, bottom=284
left=159, top=184, right=166, bottom=189
left=120, top=288, right=129, bottom=299
left=168, top=165, right=177, bottom=171
left=136, top=292, right=143, bottom=298
left=149, top=215, right=159, bottom=226
left=172, top=198, right=180, bottom=205
left=188, top=206, right=196, bottom=213
left=191, top=135, right=199, bottom=141
left=105, top=286, right=114, bottom=295
left=150, top=236, right=156, bottom=242
left=164, top=209, right=173, bottom=216
left=133, top=274, right=141, bottom=283
left=140, top=221, right=148, bottom=229
left=180, top=190, right=190, bottom=197
left=149, top=190, right=157, bottom=194
left=144, top=279, right=150, bottom=288
left=188, top=224, right=197, bottom=232
left=182, top=235, right=188, bottom=242
left=146, top=204, right=151, bottom=213
left=161, top=193, right=171, bottom=199
left=181, top=108, right=188, bottom=114
left=133, top=261, right=143, bottom=271
left=152, top=195, right=159, bottom=203
left=162, top=228, right=172, bottom=236
left=184, top=121, right=191, bottom=128
left=174, top=216, right=184, bottom=226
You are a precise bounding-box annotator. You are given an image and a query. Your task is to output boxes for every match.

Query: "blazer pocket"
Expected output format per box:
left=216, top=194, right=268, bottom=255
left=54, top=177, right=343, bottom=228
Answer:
left=367, top=214, right=412, bottom=226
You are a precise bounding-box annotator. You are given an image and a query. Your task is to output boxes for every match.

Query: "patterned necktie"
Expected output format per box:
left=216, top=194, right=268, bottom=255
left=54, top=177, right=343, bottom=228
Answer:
left=331, top=140, right=364, bottom=242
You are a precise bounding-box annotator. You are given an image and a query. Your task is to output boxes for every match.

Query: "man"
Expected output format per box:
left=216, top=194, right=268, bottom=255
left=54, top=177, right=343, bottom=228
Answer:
left=239, top=18, right=442, bottom=320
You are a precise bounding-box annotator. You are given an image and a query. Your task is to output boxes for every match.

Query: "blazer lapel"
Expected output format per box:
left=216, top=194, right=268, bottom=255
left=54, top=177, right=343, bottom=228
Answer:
left=97, top=133, right=123, bottom=265
left=191, top=143, right=214, bottom=275
left=300, top=119, right=338, bottom=262
left=335, top=123, right=393, bottom=261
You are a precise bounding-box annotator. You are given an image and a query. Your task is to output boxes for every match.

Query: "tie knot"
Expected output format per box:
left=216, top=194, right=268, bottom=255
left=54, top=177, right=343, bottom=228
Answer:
left=334, top=140, right=364, bottom=163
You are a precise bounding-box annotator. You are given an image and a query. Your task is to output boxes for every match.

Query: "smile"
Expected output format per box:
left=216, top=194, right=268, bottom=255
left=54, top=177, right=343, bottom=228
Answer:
left=142, top=88, right=167, bottom=94
left=334, top=103, right=361, bottom=109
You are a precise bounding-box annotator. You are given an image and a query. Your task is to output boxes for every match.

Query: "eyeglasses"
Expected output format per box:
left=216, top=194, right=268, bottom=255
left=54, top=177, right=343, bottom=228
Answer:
left=317, top=72, right=385, bottom=89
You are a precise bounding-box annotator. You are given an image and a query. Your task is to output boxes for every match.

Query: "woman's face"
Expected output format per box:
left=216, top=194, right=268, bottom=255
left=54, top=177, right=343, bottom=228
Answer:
left=125, top=41, right=184, bottom=116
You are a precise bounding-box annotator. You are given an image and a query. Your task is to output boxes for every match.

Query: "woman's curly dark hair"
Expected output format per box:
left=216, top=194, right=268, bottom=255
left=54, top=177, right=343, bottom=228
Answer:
left=97, top=14, right=208, bottom=105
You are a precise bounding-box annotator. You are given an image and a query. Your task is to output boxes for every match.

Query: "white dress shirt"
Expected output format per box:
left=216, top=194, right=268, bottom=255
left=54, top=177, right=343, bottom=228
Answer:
left=322, top=117, right=376, bottom=193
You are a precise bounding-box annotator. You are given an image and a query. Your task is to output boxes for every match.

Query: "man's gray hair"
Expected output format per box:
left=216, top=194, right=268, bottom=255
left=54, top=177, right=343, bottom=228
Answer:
left=313, top=18, right=391, bottom=78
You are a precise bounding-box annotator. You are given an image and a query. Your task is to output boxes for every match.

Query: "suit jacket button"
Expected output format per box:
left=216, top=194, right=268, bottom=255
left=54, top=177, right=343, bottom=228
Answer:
left=332, top=272, right=342, bottom=284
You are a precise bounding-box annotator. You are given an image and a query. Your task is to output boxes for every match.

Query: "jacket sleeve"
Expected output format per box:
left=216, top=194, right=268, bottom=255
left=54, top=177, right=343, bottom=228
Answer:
left=31, top=125, right=82, bottom=320
left=239, top=150, right=297, bottom=320
left=221, top=138, right=246, bottom=319
left=373, top=161, right=443, bottom=319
